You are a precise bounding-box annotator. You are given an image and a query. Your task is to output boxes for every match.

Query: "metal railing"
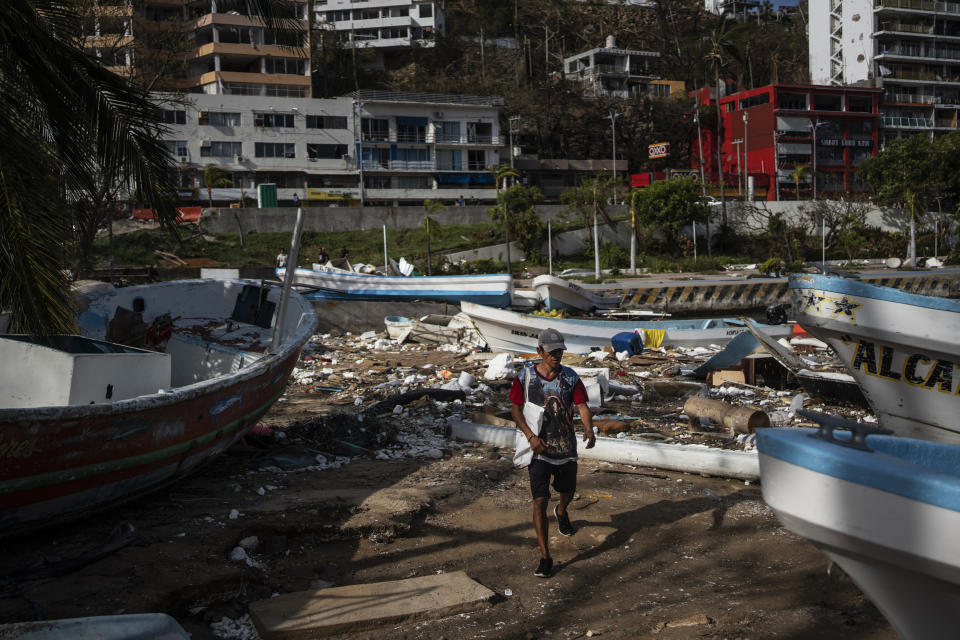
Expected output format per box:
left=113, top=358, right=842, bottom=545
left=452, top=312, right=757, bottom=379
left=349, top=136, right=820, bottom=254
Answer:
left=875, top=0, right=960, bottom=14
left=881, top=115, right=934, bottom=127
left=362, top=132, right=502, bottom=145
left=879, top=45, right=960, bottom=60
left=886, top=92, right=937, bottom=103
left=879, top=21, right=934, bottom=34
left=362, top=160, right=436, bottom=171
left=352, top=89, right=505, bottom=107
left=935, top=118, right=958, bottom=127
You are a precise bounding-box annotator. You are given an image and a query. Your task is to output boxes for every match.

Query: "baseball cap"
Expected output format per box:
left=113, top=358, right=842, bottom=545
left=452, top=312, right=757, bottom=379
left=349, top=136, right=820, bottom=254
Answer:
left=537, top=328, right=566, bottom=352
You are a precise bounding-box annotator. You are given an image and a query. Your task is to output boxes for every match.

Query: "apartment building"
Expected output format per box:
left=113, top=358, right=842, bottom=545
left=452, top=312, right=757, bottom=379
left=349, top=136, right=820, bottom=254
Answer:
left=810, top=0, right=960, bottom=144
left=563, top=37, right=663, bottom=99
left=313, top=0, right=443, bottom=50
left=156, top=90, right=501, bottom=206
left=355, top=91, right=502, bottom=205
left=81, top=0, right=311, bottom=97
left=704, top=0, right=760, bottom=18
left=691, top=83, right=881, bottom=200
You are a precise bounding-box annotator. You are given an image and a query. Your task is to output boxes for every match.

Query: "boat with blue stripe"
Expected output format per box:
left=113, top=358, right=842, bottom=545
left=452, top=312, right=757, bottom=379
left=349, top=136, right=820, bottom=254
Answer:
left=790, top=272, right=960, bottom=444
left=758, top=411, right=960, bottom=640
left=278, top=266, right=513, bottom=307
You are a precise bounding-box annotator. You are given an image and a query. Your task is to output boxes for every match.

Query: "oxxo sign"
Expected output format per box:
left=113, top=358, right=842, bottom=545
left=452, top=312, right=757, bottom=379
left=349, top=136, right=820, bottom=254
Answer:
left=648, top=142, right=670, bottom=159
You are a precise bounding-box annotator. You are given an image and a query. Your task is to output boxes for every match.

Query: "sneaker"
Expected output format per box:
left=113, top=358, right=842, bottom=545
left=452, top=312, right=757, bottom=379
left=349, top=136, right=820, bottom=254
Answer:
left=555, top=504, right=576, bottom=537
left=534, top=557, right=553, bottom=578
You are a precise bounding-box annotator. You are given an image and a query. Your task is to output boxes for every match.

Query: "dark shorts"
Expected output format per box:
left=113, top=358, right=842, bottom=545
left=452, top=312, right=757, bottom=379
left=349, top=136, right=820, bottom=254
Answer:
left=528, top=459, right=578, bottom=499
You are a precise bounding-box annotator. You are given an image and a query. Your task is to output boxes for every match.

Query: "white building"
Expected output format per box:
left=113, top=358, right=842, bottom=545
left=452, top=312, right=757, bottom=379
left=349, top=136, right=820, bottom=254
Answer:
left=313, top=0, right=443, bottom=51
left=156, top=90, right=500, bottom=206
left=810, top=0, right=960, bottom=143
left=355, top=90, right=502, bottom=205
left=563, top=36, right=662, bottom=99
left=704, top=0, right=759, bottom=18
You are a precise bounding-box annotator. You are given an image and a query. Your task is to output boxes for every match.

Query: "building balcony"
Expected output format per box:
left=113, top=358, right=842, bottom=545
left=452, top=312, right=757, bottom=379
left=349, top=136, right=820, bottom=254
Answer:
left=875, top=0, right=960, bottom=16
left=364, top=187, right=496, bottom=201
left=362, top=160, right=436, bottom=171
left=877, top=47, right=960, bottom=62
left=881, top=115, right=934, bottom=127
left=363, top=133, right=503, bottom=145
left=190, top=42, right=309, bottom=60
left=884, top=91, right=937, bottom=103
left=188, top=70, right=311, bottom=87
left=935, top=117, right=958, bottom=127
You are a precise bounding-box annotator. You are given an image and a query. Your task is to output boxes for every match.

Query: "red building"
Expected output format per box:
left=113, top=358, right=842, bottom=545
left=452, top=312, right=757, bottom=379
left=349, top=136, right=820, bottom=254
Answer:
left=690, top=83, right=882, bottom=201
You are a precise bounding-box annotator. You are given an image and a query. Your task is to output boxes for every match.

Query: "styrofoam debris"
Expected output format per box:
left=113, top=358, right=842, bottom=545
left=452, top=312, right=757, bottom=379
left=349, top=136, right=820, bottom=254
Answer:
left=483, top=353, right=515, bottom=380
left=238, top=535, right=260, bottom=551
left=588, top=350, right=610, bottom=361
left=228, top=509, right=241, bottom=520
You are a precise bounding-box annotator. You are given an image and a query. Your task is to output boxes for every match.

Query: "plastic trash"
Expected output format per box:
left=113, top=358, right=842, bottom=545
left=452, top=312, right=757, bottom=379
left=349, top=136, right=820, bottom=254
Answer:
left=458, top=371, right=476, bottom=388
left=484, top=353, right=515, bottom=380
left=787, top=393, right=808, bottom=416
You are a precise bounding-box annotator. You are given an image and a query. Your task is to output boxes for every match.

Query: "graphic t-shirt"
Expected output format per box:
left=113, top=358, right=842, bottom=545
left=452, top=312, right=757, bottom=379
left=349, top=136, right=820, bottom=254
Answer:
left=510, top=363, right=588, bottom=465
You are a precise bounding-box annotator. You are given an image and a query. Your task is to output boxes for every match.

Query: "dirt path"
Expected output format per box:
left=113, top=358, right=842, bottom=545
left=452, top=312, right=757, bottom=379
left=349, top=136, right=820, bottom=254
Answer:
left=0, top=334, right=895, bottom=639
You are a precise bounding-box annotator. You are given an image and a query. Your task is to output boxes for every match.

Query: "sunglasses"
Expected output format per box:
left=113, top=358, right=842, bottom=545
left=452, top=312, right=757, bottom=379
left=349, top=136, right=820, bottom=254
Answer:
left=542, top=348, right=564, bottom=359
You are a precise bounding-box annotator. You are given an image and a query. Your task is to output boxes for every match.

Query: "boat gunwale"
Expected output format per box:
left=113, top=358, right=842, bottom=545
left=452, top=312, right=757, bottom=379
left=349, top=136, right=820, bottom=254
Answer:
left=789, top=272, right=960, bottom=314
left=280, top=267, right=513, bottom=283
left=0, top=279, right=317, bottom=421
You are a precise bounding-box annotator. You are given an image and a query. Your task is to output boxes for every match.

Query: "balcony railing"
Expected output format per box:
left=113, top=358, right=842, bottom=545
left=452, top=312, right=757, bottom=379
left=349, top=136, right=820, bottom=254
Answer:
left=362, top=160, right=436, bottom=171
left=875, top=0, right=960, bottom=15
left=879, top=21, right=934, bottom=34
left=885, top=92, right=937, bottom=103
left=882, top=115, right=934, bottom=127
left=935, top=118, right=958, bottom=127
left=879, top=45, right=960, bottom=60
left=362, top=133, right=503, bottom=145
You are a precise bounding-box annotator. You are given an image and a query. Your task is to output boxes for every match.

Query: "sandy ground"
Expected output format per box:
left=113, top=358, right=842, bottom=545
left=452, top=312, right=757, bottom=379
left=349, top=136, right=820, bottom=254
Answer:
left=0, top=336, right=896, bottom=640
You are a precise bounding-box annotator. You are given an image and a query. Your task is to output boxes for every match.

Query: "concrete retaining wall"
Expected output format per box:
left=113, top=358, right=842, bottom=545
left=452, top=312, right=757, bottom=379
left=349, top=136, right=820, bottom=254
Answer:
left=610, top=270, right=960, bottom=314
left=201, top=204, right=584, bottom=235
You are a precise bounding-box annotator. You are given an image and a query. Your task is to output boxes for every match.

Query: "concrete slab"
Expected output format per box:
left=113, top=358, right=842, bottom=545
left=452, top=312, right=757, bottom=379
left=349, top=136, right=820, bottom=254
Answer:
left=249, top=571, right=495, bottom=639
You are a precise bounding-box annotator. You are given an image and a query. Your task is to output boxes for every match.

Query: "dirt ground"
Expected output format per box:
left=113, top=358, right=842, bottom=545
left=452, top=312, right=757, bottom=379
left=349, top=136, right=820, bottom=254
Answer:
left=0, top=338, right=896, bottom=640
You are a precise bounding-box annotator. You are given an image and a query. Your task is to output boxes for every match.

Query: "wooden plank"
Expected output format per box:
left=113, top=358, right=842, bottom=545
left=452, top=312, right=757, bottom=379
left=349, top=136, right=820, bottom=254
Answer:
left=250, top=571, right=495, bottom=639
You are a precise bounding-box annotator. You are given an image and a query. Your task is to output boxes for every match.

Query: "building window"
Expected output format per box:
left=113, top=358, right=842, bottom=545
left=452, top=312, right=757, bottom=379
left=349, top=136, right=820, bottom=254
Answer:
left=437, top=149, right=461, bottom=170
left=201, top=141, right=243, bottom=157
left=419, top=3, right=433, bottom=18
left=266, top=58, right=305, bottom=75
left=813, top=94, right=843, bottom=111
left=224, top=82, right=262, bottom=96
left=164, top=140, right=189, bottom=157
left=848, top=95, right=873, bottom=113
left=265, top=85, right=306, bottom=98
left=306, top=115, right=348, bottom=129
left=254, top=172, right=302, bottom=188
left=777, top=92, right=807, bottom=110
left=198, top=111, right=242, bottom=126
left=468, top=149, right=486, bottom=170
left=362, top=118, right=389, bottom=140
left=161, top=109, right=186, bottom=125
left=307, top=144, right=347, bottom=159
left=254, top=112, right=295, bottom=127
left=364, top=175, right=392, bottom=189
left=739, top=93, right=769, bottom=109
left=397, top=175, right=430, bottom=188
left=436, top=121, right=461, bottom=142
left=255, top=142, right=296, bottom=158
left=307, top=174, right=357, bottom=188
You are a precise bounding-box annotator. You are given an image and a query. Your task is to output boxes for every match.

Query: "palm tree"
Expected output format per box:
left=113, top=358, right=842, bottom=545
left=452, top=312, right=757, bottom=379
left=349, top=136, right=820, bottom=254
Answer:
left=422, top=199, right=444, bottom=276
left=0, top=0, right=294, bottom=337
left=790, top=164, right=812, bottom=200
left=706, top=15, right=745, bottom=224
left=490, top=164, right=520, bottom=273
left=203, top=163, right=234, bottom=208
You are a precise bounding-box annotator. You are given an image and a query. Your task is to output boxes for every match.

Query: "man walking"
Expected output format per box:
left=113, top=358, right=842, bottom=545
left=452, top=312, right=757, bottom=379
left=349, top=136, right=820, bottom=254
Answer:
left=510, top=328, right=595, bottom=578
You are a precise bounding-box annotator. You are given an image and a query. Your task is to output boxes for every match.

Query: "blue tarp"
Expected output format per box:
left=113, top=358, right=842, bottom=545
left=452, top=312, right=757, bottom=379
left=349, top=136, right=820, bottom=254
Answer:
left=470, top=173, right=494, bottom=184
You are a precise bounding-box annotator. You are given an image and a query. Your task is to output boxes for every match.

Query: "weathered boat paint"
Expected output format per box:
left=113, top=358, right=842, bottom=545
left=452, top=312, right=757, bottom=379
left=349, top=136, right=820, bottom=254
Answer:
left=790, top=273, right=960, bottom=444
left=0, top=279, right=316, bottom=536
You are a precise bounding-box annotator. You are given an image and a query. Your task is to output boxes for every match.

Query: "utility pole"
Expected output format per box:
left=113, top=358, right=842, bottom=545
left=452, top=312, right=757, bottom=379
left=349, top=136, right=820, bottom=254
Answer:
left=743, top=111, right=749, bottom=201
left=607, top=111, right=621, bottom=204
left=509, top=115, right=520, bottom=170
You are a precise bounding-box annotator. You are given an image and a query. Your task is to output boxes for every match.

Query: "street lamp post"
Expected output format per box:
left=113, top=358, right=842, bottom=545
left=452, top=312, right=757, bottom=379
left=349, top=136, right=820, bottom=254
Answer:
left=810, top=118, right=825, bottom=200
left=742, top=111, right=749, bottom=201
left=732, top=139, right=743, bottom=195
left=509, top=115, right=520, bottom=170
left=607, top=111, right=621, bottom=204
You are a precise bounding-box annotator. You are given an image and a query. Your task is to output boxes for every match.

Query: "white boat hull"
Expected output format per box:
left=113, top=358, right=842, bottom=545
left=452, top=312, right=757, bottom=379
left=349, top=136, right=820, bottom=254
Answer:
left=758, top=426, right=960, bottom=640
left=460, top=301, right=793, bottom=354
left=278, top=267, right=513, bottom=307
left=790, top=273, right=960, bottom=444
left=532, top=275, right=620, bottom=312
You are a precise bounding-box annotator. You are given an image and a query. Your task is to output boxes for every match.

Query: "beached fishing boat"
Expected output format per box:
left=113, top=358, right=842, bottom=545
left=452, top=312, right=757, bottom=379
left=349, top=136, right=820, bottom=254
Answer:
left=278, top=265, right=513, bottom=307
left=758, top=411, right=960, bottom=640
left=460, top=301, right=793, bottom=354
left=0, top=279, right=316, bottom=536
left=532, top=275, right=621, bottom=312
left=790, top=272, right=960, bottom=444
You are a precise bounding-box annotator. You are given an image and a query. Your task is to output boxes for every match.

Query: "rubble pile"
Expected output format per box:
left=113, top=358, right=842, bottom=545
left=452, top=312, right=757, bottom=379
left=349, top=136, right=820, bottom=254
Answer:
left=271, top=322, right=877, bottom=461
